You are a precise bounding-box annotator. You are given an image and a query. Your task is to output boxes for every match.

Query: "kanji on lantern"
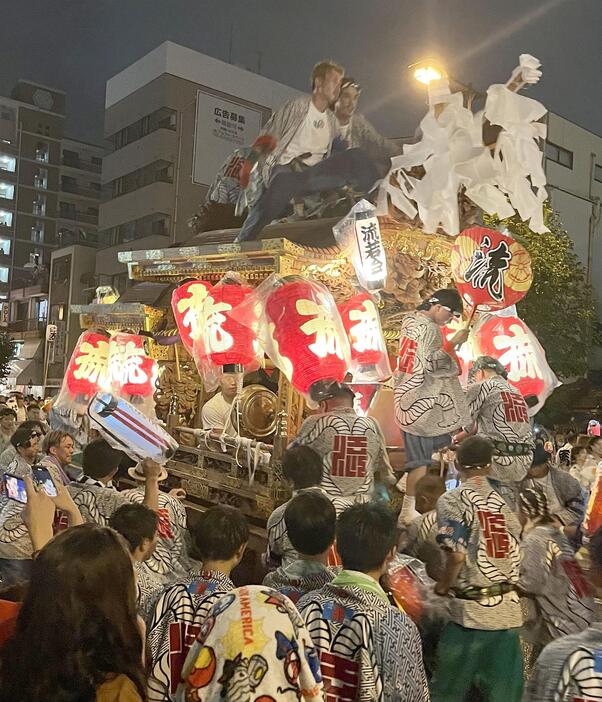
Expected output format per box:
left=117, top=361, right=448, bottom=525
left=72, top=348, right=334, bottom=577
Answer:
left=261, top=276, right=350, bottom=403
left=65, top=330, right=110, bottom=398
left=475, top=314, right=559, bottom=413
left=108, top=332, right=157, bottom=398
left=451, top=227, right=532, bottom=312
left=338, top=292, right=391, bottom=382
left=171, top=279, right=214, bottom=355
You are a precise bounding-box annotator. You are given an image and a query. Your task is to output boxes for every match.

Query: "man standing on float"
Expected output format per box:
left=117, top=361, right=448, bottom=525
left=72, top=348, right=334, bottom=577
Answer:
left=395, top=289, right=469, bottom=524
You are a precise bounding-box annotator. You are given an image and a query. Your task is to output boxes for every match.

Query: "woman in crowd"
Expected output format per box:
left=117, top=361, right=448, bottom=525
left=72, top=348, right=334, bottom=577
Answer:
left=0, top=523, right=146, bottom=702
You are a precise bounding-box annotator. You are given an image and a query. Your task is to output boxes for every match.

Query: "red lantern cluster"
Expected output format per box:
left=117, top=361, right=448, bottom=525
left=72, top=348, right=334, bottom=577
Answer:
left=108, top=332, right=156, bottom=398
left=338, top=292, right=384, bottom=367
left=204, top=282, right=257, bottom=371
left=171, top=279, right=214, bottom=355
left=65, top=330, right=110, bottom=398
left=265, top=278, right=348, bottom=401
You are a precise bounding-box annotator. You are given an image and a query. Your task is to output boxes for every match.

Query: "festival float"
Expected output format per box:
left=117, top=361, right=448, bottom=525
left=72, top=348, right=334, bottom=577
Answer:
left=55, top=54, right=560, bottom=534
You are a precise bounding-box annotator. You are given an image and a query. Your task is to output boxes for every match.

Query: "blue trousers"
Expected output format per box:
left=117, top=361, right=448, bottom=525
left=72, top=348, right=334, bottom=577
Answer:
left=236, top=148, right=380, bottom=242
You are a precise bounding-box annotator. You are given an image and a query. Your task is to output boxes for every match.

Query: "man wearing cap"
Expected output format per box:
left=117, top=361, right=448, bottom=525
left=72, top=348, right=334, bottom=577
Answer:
left=289, top=383, right=395, bottom=515
left=334, top=77, right=401, bottom=178
left=394, top=288, right=470, bottom=524
left=457, top=355, right=534, bottom=507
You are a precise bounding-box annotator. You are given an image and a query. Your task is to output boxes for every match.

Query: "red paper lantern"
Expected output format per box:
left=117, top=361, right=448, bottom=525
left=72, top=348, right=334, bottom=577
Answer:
left=450, top=227, right=532, bottom=311
left=171, top=279, right=214, bottom=355
left=476, top=316, right=545, bottom=398
left=204, top=282, right=257, bottom=371
left=338, top=293, right=384, bottom=367
left=265, top=278, right=349, bottom=401
left=108, top=333, right=156, bottom=398
left=65, top=330, right=110, bottom=398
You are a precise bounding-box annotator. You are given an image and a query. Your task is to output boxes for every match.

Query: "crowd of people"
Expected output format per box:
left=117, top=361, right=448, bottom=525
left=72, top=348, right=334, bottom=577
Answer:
left=0, top=384, right=599, bottom=701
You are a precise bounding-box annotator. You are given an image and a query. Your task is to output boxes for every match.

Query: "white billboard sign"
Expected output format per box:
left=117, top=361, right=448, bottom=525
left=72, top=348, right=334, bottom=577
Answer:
left=192, top=90, right=264, bottom=186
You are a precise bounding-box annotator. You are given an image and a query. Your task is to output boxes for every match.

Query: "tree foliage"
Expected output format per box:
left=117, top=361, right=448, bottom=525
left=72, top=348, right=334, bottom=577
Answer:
left=484, top=204, right=598, bottom=379
left=0, top=331, right=15, bottom=383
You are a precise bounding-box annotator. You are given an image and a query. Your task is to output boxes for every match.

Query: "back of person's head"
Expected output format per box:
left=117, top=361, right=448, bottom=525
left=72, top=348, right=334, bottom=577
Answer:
left=336, top=503, right=397, bottom=573
left=109, top=503, right=158, bottom=554
left=0, top=524, right=145, bottom=700
left=42, top=430, right=72, bottom=455
left=456, top=436, right=493, bottom=470
left=191, top=505, right=249, bottom=562
left=531, top=442, right=551, bottom=467
left=415, top=474, right=446, bottom=513
left=285, top=491, right=336, bottom=556
left=82, top=438, right=124, bottom=481
left=282, top=445, right=323, bottom=490
left=324, top=383, right=355, bottom=405
left=9, top=425, right=41, bottom=451
left=0, top=408, right=16, bottom=421
left=16, top=419, right=46, bottom=435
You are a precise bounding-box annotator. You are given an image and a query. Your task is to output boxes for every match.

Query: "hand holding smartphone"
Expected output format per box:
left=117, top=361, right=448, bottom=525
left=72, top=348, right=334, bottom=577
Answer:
left=3, top=467, right=58, bottom=503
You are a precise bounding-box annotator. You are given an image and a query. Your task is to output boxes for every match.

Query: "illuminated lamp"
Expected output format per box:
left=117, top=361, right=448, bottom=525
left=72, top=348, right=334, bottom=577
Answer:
left=204, top=282, right=257, bottom=373
left=171, top=279, right=214, bottom=355
left=265, top=277, right=349, bottom=401
left=108, top=332, right=156, bottom=399
left=65, top=330, right=110, bottom=399
left=338, top=292, right=387, bottom=381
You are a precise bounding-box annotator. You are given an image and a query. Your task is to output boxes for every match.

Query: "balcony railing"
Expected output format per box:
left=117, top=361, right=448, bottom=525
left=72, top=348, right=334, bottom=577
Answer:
left=8, top=318, right=46, bottom=333
left=61, top=181, right=101, bottom=199
left=58, top=210, right=98, bottom=224
left=61, top=156, right=102, bottom=174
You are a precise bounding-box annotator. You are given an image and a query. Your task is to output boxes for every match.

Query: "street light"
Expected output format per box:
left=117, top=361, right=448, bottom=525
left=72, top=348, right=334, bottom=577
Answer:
left=410, top=59, right=447, bottom=86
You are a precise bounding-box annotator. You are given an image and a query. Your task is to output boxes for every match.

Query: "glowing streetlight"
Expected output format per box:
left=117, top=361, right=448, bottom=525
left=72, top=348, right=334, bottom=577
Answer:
left=410, top=60, right=447, bottom=86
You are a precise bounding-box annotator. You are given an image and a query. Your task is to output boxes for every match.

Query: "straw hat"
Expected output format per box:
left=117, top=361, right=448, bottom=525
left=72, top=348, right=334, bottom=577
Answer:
left=127, top=462, right=168, bottom=482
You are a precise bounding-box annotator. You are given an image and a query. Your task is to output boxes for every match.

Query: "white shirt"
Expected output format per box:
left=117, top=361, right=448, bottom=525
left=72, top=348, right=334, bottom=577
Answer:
left=279, top=101, right=332, bottom=167
left=201, top=393, right=235, bottom=434
left=338, top=121, right=351, bottom=141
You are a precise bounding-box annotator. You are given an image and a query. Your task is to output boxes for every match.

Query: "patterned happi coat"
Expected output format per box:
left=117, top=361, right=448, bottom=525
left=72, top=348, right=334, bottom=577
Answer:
left=297, top=583, right=429, bottom=701
left=525, top=623, right=602, bottom=702
left=466, top=375, right=534, bottom=483
left=394, top=313, right=469, bottom=437
left=290, top=408, right=394, bottom=515
left=147, top=570, right=235, bottom=701
left=263, top=560, right=338, bottom=605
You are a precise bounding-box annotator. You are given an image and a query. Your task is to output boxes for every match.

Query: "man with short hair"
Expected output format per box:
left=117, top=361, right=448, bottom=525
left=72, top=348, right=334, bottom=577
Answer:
left=109, top=503, right=162, bottom=622
left=290, top=383, right=395, bottom=515
left=0, top=408, right=16, bottom=454
left=334, top=77, right=401, bottom=177
left=10, top=392, right=26, bottom=424
left=395, top=288, right=470, bottom=524
left=201, top=373, right=238, bottom=434
left=298, top=502, right=428, bottom=701
left=0, top=420, right=46, bottom=469
left=524, top=443, right=584, bottom=527
left=525, top=527, right=602, bottom=701
left=266, top=445, right=325, bottom=569
left=235, top=60, right=381, bottom=242
left=147, top=505, right=249, bottom=702
left=39, top=430, right=75, bottom=486
left=263, top=491, right=337, bottom=602
left=67, top=438, right=161, bottom=525
left=431, top=436, right=523, bottom=702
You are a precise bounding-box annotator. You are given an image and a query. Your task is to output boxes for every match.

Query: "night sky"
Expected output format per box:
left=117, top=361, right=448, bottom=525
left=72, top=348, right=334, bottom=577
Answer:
left=1, top=0, right=600, bottom=144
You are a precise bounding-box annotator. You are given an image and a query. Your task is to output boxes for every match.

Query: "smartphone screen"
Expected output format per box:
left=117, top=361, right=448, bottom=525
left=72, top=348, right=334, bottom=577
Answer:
left=32, top=467, right=58, bottom=497
left=4, top=474, right=27, bottom=504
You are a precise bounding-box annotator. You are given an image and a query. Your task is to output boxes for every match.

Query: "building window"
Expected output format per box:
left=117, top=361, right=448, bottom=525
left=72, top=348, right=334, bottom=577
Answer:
left=0, top=210, right=12, bottom=227
left=34, top=168, right=48, bottom=190
left=91, top=156, right=102, bottom=167
left=595, top=164, right=602, bottom=184
left=37, top=298, right=48, bottom=322
left=31, top=221, right=44, bottom=243
left=59, top=202, right=76, bottom=219
left=62, top=149, right=79, bottom=168
left=33, top=194, right=46, bottom=216
left=35, top=141, right=49, bottom=163
left=110, top=160, right=174, bottom=198
left=0, top=239, right=10, bottom=256
left=0, top=182, right=14, bottom=200
left=112, top=107, right=177, bottom=149
left=545, top=141, right=573, bottom=169
left=0, top=154, right=15, bottom=172
left=61, top=175, right=77, bottom=193
left=0, top=267, right=8, bottom=283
